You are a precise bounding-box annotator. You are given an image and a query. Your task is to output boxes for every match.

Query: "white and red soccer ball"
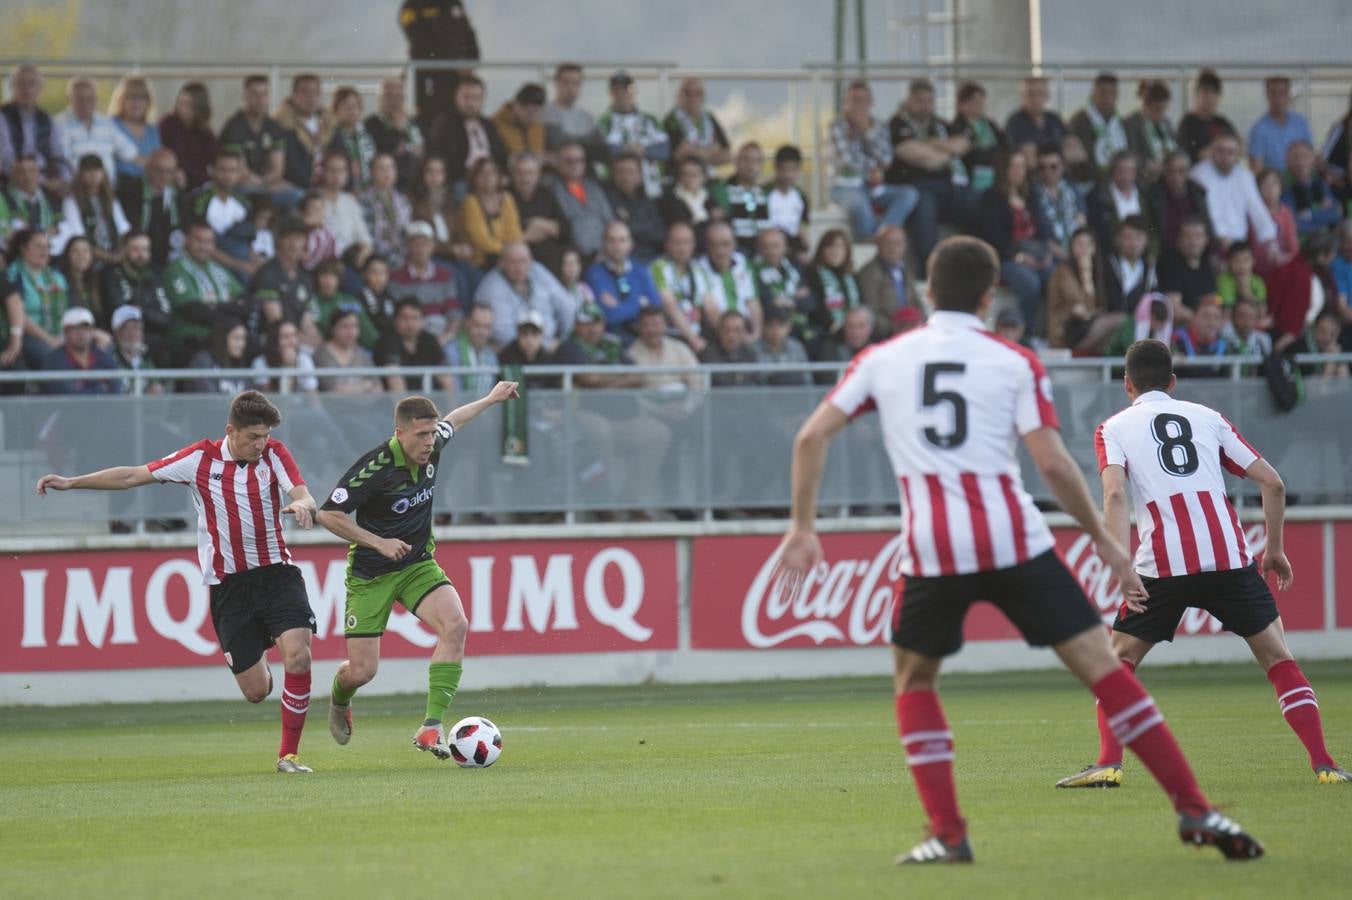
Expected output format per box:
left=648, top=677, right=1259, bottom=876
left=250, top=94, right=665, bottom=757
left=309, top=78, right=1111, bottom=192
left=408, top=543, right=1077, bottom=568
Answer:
left=448, top=716, right=502, bottom=768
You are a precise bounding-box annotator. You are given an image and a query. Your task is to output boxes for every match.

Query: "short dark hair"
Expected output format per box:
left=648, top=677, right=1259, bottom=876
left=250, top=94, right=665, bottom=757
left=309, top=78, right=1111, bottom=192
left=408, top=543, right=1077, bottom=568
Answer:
left=121, top=228, right=149, bottom=246
left=846, top=79, right=871, bottom=96
left=554, top=62, right=583, bottom=80
left=1095, top=72, right=1119, bottom=88
left=1226, top=240, right=1252, bottom=260
left=326, top=308, right=361, bottom=341
left=1265, top=75, right=1291, bottom=90
left=291, top=73, right=319, bottom=93
left=228, top=390, right=282, bottom=429
left=637, top=304, right=665, bottom=320
left=675, top=153, right=704, bottom=172
left=395, top=395, right=439, bottom=425
left=1138, top=79, right=1170, bottom=105
left=956, top=80, right=986, bottom=104
left=244, top=74, right=268, bottom=90
left=187, top=219, right=215, bottom=235
left=1196, top=68, right=1222, bottom=94
left=515, top=83, right=546, bottom=106
left=215, top=147, right=244, bottom=166
left=1125, top=339, right=1174, bottom=392
left=1036, top=143, right=1063, bottom=159
left=1117, top=214, right=1149, bottom=236
left=774, top=144, right=802, bottom=166
left=927, top=236, right=999, bottom=314
left=610, top=150, right=642, bottom=168
left=276, top=214, right=306, bottom=239
left=1178, top=215, right=1208, bottom=233
left=908, top=78, right=935, bottom=96
left=457, top=74, right=485, bottom=92
left=361, top=253, right=390, bottom=273
left=393, top=296, right=422, bottom=317
left=314, top=258, right=344, bottom=280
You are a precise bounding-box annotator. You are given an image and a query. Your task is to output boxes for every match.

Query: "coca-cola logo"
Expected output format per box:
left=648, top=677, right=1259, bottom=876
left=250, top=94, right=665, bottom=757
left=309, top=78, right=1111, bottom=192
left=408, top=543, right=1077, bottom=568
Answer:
left=740, top=535, right=905, bottom=648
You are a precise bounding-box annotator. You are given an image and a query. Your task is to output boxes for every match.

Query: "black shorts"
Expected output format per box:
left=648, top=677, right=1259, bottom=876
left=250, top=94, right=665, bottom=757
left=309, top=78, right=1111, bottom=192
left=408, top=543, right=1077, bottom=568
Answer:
left=892, top=549, right=1103, bottom=658
left=1113, top=563, right=1278, bottom=645
left=209, top=564, right=316, bottom=674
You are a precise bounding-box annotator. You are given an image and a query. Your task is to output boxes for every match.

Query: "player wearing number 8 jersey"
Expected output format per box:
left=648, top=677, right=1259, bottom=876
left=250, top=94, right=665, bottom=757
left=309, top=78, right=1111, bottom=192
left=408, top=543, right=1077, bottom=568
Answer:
left=780, top=236, right=1262, bottom=865
left=1056, top=339, right=1348, bottom=789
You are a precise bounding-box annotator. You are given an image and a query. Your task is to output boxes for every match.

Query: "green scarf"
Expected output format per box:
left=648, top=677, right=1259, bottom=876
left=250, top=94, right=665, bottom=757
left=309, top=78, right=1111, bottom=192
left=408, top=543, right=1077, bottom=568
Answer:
left=817, top=267, right=860, bottom=329
left=501, top=363, right=528, bottom=466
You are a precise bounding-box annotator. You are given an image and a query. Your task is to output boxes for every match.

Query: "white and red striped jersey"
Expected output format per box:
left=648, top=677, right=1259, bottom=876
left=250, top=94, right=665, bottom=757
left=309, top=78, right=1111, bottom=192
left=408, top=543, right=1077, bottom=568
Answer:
left=146, top=438, right=305, bottom=585
left=1094, top=391, right=1259, bottom=578
left=827, top=310, right=1059, bottom=577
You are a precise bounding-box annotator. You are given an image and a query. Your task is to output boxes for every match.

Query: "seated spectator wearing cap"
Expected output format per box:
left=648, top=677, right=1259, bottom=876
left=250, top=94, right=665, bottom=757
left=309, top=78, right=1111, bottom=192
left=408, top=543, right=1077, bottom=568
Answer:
left=497, top=309, right=557, bottom=386
left=391, top=220, right=461, bottom=338
left=164, top=221, right=248, bottom=361
left=491, top=84, right=547, bottom=158
left=605, top=151, right=665, bottom=263
left=373, top=296, right=451, bottom=392
left=185, top=148, right=257, bottom=277
left=508, top=151, right=568, bottom=276
left=830, top=80, right=917, bottom=242
left=249, top=215, right=320, bottom=344
left=427, top=75, right=509, bottom=190
left=1104, top=215, right=1158, bottom=315
left=550, top=139, right=614, bottom=260
left=1123, top=80, right=1178, bottom=183
left=855, top=225, right=920, bottom=337
left=306, top=259, right=377, bottom=348
left=1005, top=76, right=1067, bottom=160
left=626, top=304, right=701, bottom=391
left=1158, top=216, right=1217, bottom=323
left=766, top=145, right=810, bottom=257
left=358, top=153, right=413, bottom=267
left=543, top=63, right=605, bottom=161
left=1283, top=140, right=1341, bottom=236
left=584, top=220, right=662, bottom=340
left=313, top=308, right=382, bottom=394
left=365, top=76, right=424, bottom=190
left=1178, top=69, right=1236, bottom=164
left=663, top=77, right=731, bottom=171
left=218, top=75, right=299, bottom=209
left=657, top=154, right=724, bottom=250
left=751, top=305, right=809, bottom=386
left=1144, top=150, right=1213, bottom=256
left=6, top=228, right=70, bottom=369
left=55, top=76, right=144, bottom=191
left=41, top=305, right=121, bottom=394
left=1, top=64, right=71, bottom=188
left=99, top=231, right=171, bottom=364
left=1068, top=72, right=1128, bottom=181
left=108, top=304, right=162, bottom=391
left=598, top=72, right=670, bottom=200
left=554, top=298, right=638, bottom=383
left=1, top=155, right=62, bottom=245
left=1249, top=76, right=1313, bottom=173
left=55, top=155, right=130, bottom=264
left=475, top=240, right=575, bottom=350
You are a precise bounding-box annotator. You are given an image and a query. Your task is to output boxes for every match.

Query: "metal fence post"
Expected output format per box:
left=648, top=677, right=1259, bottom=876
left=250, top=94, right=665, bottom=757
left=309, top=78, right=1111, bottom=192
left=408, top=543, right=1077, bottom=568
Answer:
left=562, top=370, right=576, bottom=525
left=809, top=67, right=825, bottom=214
left=269, top=65, right=282, bottom=110
left=702, top=368, right=715, bottom=522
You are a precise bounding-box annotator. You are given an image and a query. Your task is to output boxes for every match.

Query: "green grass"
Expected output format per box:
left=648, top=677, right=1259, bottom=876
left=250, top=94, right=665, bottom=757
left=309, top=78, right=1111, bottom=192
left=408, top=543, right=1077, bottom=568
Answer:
left=3, top=662, right=1352, bottom=899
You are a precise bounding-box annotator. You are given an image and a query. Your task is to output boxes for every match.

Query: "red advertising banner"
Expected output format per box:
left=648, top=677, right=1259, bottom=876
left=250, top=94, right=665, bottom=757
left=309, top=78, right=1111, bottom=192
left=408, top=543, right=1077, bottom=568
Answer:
left=1336, top=523, right=1352, bottom=631
left=1, top=539, right=678, bottom=672
left=689, top=523, right=1330, bottom=650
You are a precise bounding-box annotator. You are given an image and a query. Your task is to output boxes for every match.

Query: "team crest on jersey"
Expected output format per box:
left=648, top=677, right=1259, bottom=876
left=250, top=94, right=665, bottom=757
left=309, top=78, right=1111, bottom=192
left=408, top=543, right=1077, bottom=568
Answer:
left=1039, top=375, right=1054, bottom=402
left=331, top=487, right=348, bottom=504
left=257, top=466, right=270, bottom=483
left=426, top=463, right=435, bottom=478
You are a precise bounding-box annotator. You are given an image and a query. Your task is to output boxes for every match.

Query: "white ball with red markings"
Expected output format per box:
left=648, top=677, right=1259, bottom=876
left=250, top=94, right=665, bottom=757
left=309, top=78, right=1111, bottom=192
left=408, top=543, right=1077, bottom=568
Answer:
left=448, top=716, right=502, bottom=768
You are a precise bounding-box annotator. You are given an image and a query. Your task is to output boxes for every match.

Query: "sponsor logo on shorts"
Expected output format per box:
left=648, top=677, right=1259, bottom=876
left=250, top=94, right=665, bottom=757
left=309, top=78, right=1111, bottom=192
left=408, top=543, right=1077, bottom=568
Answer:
left=224, top=651, right=233, bottom=668
left=330, top=487, right=348, bottom=504
left=391, top=485, right=435, bottom=514
left=346, top=614, right=357, bottom=629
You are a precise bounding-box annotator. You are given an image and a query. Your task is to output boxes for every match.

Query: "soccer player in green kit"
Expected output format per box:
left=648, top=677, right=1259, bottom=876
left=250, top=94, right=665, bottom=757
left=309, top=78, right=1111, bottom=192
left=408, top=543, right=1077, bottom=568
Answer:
left=316, top=380, right=518, bottom=757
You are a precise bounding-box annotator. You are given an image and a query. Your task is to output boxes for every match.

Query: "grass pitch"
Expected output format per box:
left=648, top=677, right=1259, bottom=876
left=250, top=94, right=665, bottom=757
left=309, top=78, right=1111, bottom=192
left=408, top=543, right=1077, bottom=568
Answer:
left=2, top=661, right=1350, bottom=899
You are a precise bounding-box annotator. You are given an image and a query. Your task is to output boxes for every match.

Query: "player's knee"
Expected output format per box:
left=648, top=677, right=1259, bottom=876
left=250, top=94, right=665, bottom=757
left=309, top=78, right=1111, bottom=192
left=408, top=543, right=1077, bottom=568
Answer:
left=282, top=645, right=312, bottom=674
left=243, top=685, right=269, bottom=703
left=348, top=660, right=378, bottom=686
left=440, top=608, right=469, bottom=644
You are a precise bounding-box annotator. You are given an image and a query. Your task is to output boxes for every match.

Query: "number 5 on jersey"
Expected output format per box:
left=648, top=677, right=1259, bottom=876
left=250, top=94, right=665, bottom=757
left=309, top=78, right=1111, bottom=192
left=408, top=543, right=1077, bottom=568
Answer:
left=921, top=362, right=968, bottom=449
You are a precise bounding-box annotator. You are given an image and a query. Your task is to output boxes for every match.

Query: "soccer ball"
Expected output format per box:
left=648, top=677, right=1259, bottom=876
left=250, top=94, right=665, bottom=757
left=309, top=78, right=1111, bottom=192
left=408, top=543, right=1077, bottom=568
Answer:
left=448, top=716, right=502, bottom=768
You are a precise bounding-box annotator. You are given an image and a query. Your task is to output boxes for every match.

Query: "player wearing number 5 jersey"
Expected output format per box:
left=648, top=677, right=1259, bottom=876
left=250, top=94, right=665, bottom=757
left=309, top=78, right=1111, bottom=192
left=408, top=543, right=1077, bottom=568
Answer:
left=1056, top=340, right=1349, bottom=789
left=780, top=236, right=1262, bottom=865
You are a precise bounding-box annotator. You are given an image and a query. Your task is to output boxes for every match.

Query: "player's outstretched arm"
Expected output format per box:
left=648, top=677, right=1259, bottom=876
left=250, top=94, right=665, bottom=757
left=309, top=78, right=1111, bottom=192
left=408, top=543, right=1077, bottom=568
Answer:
left=315, top=509, right=412, bottom=562
left=1246, top=458, right=1292, bottom=590
left=443, top=380, right=520, bottom=430
left=780, top=401, right=849, bottom=573
left=36, top=466, right=156, bottom=496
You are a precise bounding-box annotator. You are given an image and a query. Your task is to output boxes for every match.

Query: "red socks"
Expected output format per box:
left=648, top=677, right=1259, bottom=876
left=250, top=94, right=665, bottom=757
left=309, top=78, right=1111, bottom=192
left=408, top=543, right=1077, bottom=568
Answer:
left=1092, top=663, right=1209, bottom=817
left=896, top=690, right=965, bottom=844
left=1267, top=659, right=1337, bottom=770
left=279, top=670, right=311, bottom=759
left=1094, top=659, right=1135, bottom=765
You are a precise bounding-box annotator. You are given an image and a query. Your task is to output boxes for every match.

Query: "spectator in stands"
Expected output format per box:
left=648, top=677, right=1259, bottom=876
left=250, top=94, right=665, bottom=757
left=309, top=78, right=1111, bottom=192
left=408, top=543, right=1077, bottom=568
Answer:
left=713, top=142, right=770, bottom=255
left=820, top=306, right=877, bottom=363
left=605, top=152, right=665, bottom=261
left=357, top=153, right=412, bottom=267
left=699, top=310, right=760, bottom=386
left=1006, top=76, right=1067, bottom=160
left=1104, top=216, right=1157, bottom=315
left=374, top=296, right=451, bottom=391
left=317, top=148, right=373, bottom=267
left=509, top=151, right=568, bottom=276
left=1087, top=151, right=1142, bottom=255
left=408, top=155, right=465, bottom=263
left=314, top=308, right=382, bottom=393
left=247, top=193, right=275, bottom=262
left=995, top=307, right=1027, bottom=346
left=1216, top=241, right=1266, bottom=312
left=392, top=221, right=461, bottom=338
left=188, top=317, right=249, bottom=394
left=1158, top=216, right=1217, bottom=323
left=543, top=63, right=603, bottom=159
left=6, top=228, right=68, bottom=368
left=1302, top=309, right=1350, bottom=378
left=218, top=75, right=297, bottom=209
left=1303, top=231, right=1348, bottom=348
left=657, top=154, right=723, bottom=249
left=1178, top=69, right=1235, bottom=163
left=950, top=81, right=1005, bottom=195
left=365, top=76, right=424, bottom=189
left=442, top=303, right=498, bottom=397
left=60, top=236, right=106, bottom=330
left=750, top=226, right=809, bottom=338
left=559, top=247, right=596, bottom=316
left=1332, top=220, right=1352, bottom=325
left=307, top=258, right=376, bottom=348
left=299, top=190, right=337, bottom=269
left=400, top=0, right=479, bottom=128
left=884, top=78, right=966, bottom=272
left=325, top=87, right=377, bottom=191
left=651, top=221, right=713, bottom=351
left=1249, top=76, right=1312, bottom=173
left=116, top=147, right=181, bottom=268
left=250, top=215, right=319, bottom=341
left=1323, top=91, right=1352, bottom=207
left=698, top=221, right=761, bottom=340
left=551, top=139, right=613, bottom=260
left=356, top=253, right=396, bottom=335
left=496, top=310, right=556, bottom=389
left=1283, top=140, right=1341, bottom=235
left=251, top=318, right=318, bottom=393
left=40, top=305, right=119, bottom=394
left=0, top=64, right=69, bottom=187
left=856, top=225, right=920, bottom=337
left=597, top=71, right=669, bottom=200
left=164, top=221, right=247, bottom=362
left=108, top=74, right=159, bottom=182
left=1172, top=296, right=1233, bottom=364
left=1046, top=227, right=1122, bottom=352
left=1144, top=150, right=1213, bottom=255
left=1254, top=166, right=1314, bottom=351
left=185, top=148, right=256, bottom=277
left=979, top=149, right=1055, bottom=334
left=803, top=228, right=859, bottom=352
left=54, top=78, right=142, bottom=191
left=625, top=304, right=701, bottom=391
left=108, top=305, right=157, bottom=383
left=459, top=157, right=521, bottom=269
left=663, top=77, right=731, bottom=170
left=585, top=220, right=661, bottom=338
left=159, top=82, right=216, bottom=190
left=1069, top=72, right=1128, bottom=179
left=273, top=73, right=333, bottom=190
left=426, top=74, right=508, bottom=189
left=56, top=155, right=130, bottom=264
left=830, top=80, right=916, bottom=241
left=1105, top=291, right=1172, bottom=357
left=1224, top=296, right=1272, bottom=357
left=490, top=83, right=547, bottom=157
left=766, top=145, right=810, bottom=258
left=100, top=230, right=170, bottom=365
left=1123, top=80, right=1177, bottom=183
left=1030, top=144, right=1085, bottom=257
left=0, top=274, right=23, bottom=389
left=751, top=304, right=810, bottom=385
left=1, top=154, right=61, bottom=242
left=475, top=240, right=574, bottom=349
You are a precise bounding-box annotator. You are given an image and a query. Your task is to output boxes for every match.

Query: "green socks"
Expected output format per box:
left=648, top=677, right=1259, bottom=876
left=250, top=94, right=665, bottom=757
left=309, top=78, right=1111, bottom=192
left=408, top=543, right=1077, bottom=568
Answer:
left=331, top=671, right=356, bottom=707
left=424, top=661, right=463, bottom=723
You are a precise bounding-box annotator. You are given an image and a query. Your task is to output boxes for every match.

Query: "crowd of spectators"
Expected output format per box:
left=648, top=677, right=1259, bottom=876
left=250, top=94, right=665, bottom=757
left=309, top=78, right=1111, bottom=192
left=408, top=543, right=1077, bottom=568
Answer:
left=2, top=62, right=1351, bottom=402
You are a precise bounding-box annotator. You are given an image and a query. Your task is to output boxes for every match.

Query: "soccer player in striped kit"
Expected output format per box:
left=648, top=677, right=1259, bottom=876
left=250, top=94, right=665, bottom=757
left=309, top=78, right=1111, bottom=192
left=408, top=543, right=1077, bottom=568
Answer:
left=780, top=236, right=1263, bottom=864
left=1056, top=339, right=1349, bottom=788
left=36, top=391, right=322, bottom=774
